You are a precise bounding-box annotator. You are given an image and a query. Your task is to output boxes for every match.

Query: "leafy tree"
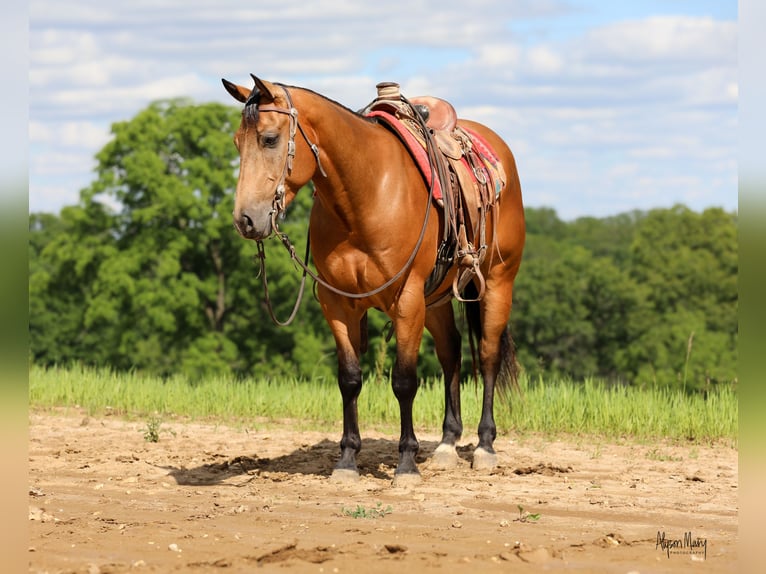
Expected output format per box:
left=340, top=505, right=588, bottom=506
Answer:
left=29, top=99, right=335, bottom=380
left=622, top=205, right=737, bottom=390
left=513, top=205, right=736, bottom=391
left=567, top=210, right=644, bottom=265
left=523, top=207, right=568, bottom=240
left=512, top=235, right=645, bottom=382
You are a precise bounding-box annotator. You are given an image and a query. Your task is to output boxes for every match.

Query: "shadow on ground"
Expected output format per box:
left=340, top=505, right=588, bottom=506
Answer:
left=162, top=437, right=480, bottom=485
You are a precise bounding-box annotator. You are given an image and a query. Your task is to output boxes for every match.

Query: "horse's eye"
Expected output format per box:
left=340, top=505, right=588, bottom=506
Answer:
left=262, top=134, right=279, bottom=148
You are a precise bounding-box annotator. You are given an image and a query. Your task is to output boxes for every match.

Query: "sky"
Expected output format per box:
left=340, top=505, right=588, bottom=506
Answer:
left=28, top=0, right=738, bottom=220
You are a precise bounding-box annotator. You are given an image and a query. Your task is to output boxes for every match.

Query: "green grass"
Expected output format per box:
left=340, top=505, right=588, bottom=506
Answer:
left=28, top=363, right=737, bottom=443
left=341, top=502, right=393, bottom=519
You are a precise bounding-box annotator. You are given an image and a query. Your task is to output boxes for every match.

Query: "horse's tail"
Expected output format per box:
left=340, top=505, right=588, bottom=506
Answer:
left=462, top=282, right=520, bottom=400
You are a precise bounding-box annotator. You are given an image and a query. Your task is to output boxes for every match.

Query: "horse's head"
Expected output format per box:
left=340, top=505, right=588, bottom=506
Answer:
left=222, top=75, right=311, bottom=240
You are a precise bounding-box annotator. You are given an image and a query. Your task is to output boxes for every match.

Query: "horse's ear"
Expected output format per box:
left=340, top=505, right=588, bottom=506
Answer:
left=222, top=78, right=250, bottom=103
left=250, top=74, right=275, bottom=104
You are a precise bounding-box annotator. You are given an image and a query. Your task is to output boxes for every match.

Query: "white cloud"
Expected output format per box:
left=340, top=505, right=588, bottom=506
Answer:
left=30, top=150, right=97, bottom=177
left=580, top=16, right=737, bottom=67
left=28, top=1, right=737, bottom=219
left=527, top=46, right=564, bottom=75
left=29, top=183, right=82, bottom=213
left=30, top=120, right=111, bottom=149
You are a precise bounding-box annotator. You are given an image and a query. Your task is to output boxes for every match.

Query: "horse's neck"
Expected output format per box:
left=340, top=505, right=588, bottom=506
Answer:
left=297, top=89, right=410, bottom=224
left=295, top=89, right=435, bottom=284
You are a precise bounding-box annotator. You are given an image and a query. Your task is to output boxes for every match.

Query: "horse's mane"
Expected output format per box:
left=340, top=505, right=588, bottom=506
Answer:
left=285, top=84, right=378, bottom=125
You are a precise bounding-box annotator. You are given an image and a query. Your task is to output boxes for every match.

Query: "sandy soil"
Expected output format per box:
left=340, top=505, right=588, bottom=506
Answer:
left=28, top=409, right=738, bottom=573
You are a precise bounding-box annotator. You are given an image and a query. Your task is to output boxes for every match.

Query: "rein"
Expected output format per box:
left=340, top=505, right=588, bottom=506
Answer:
left=253, top=85, right=441, bottom=325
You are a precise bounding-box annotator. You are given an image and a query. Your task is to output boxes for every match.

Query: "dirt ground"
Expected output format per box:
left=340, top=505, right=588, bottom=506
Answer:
left=28, top=409, right=738, bottom=573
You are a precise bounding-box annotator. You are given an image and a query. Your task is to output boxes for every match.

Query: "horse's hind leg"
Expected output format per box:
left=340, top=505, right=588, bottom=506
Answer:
left=473, top=279, right=516, bottom=471
left=425, top=303, right=463, bottom=469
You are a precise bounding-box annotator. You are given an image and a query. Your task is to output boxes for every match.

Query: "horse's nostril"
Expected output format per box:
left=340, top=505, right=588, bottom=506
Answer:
left=242, top=213, right=254, bottom=230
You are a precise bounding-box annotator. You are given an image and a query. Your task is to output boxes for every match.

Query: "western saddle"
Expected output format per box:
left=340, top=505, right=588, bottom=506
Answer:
left=361, top=82, right=506, bottom=304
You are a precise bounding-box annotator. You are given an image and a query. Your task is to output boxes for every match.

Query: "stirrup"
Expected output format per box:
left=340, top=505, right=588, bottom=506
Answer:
left=452, top=257, right=486, bottom=303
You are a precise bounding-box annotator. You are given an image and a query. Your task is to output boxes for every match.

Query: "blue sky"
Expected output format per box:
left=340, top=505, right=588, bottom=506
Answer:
left=28, top=0, right=737, bottom=219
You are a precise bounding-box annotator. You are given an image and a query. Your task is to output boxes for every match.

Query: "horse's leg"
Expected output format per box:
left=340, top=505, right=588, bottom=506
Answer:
left=425, top=303, right=463, bottom=469
left=473, top=277, right=516, bottom=471
left=322, top=299, right=365, bottom=481
left=334, top=342, right=363, bottom=480
left=389, top=290, right=427, bottom=485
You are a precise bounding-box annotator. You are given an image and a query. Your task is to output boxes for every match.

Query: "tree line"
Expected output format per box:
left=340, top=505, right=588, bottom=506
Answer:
left=28, top=99, right=738, bottom=393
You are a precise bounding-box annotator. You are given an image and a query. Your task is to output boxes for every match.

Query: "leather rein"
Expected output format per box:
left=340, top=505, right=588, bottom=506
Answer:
left=253, top=85, right=440, bottom=326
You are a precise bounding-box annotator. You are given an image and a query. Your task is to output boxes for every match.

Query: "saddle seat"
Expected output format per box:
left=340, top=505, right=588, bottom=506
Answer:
left=409, top=96, right=458, bottom=132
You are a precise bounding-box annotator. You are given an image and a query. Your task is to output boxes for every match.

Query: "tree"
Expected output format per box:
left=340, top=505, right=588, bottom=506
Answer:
left=29, top=99, right=335, bottom=380
left=567, top=210, right=644, bottom=266
left=512, top=235, right=646, bottom=382
left=511, top=205, right=737, bottom=390
left=622, top=206, right=738, bottom=390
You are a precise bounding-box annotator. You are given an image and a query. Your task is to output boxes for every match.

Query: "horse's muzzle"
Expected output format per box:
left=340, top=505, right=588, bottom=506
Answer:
left=233, top=208, right=272, bottom=240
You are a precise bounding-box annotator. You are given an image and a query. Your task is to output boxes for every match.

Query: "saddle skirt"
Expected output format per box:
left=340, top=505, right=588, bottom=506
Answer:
left=362, top=83, right=507, bottom=302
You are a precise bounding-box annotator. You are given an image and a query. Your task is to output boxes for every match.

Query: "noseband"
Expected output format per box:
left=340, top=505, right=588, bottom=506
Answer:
left=253, top=85, right=327, bottom=229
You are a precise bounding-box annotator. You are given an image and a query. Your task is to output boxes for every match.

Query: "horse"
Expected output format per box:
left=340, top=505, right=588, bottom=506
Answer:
left=222, top=75, right=525, bottom=484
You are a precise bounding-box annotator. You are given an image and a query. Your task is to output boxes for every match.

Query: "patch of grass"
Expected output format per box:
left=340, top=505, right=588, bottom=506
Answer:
left=142, top=415, right=175, bottom=443
left=341, top=502, right=393, bottom=519
left=28, top=363, right=738, bottom=443
left=515, top=505, right=541, bottom=523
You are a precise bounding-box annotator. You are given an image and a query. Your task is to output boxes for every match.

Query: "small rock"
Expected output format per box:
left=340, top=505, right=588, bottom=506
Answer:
left=451, top=520, right=463, bottom=529
left=29, top=506, right=56, bottom=523
left=168, top=543, right=181, bottom=552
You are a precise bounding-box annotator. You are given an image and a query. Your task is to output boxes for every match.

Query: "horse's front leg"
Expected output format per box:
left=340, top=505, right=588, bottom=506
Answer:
left=334, top=343, right=363, bottom=480
left=321, top=296, right=365, bottom=481
left=390, top=291, right=427, bottom=485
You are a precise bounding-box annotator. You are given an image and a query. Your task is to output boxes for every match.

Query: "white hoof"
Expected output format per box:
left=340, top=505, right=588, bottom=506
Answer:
left=331, top=468, right=360, bottom=483
left=430, top=443, right=460, bottom=469
left=392, top=472, right=422, bottom=488
left=472, top=447, right=498, bottom=471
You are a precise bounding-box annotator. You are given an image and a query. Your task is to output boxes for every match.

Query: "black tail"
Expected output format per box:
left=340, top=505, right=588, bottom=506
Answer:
left=462, top=283, right=519, bottom=399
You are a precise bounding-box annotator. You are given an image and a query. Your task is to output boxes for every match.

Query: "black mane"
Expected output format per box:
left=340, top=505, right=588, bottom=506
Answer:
left=243, top=87, right=261, bottom=122
left=287, top=84, right=378, bottom=125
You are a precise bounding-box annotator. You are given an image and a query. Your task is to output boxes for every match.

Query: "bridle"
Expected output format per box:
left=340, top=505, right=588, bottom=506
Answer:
left=248, top=84, right=439, bottom=325
left=253, top=84, right=327, bottom=224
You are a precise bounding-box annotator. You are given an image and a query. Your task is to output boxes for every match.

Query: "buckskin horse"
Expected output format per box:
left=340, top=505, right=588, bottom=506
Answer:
left=222, top=75, right=525, bottom=484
